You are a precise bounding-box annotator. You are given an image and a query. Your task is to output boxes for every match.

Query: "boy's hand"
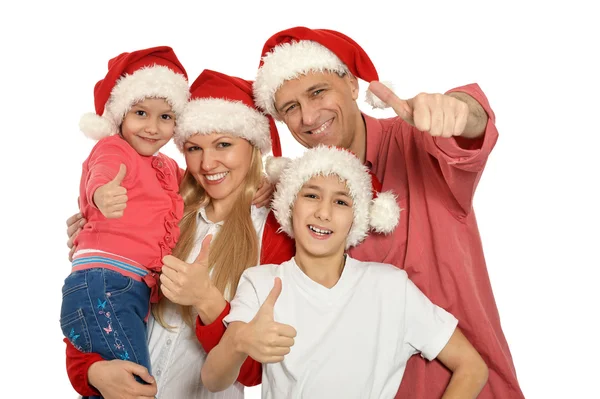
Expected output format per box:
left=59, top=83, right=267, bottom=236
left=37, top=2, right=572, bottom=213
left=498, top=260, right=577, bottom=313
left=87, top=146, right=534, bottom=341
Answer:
left=237, top=277, right=296, bottom=363
left=66, top=211, right=86, bottom=261
left=93, top=164, right=128, bottom=218
left=252, top=175, right=274, bottom=208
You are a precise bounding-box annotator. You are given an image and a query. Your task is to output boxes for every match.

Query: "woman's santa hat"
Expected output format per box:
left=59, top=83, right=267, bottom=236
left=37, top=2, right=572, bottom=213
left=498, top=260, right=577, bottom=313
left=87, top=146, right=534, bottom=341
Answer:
left=174, top=69, right=281, bottom=156
left=253, top=26, right=393, bottom=118
left=79, top=46, right=190, bottom=140
left=266, top=145, right=400, bottom=249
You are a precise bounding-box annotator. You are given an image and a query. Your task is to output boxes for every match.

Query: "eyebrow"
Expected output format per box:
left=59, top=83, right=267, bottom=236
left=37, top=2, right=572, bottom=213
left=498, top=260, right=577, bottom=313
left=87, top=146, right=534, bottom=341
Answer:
left=276, top=83, right=330, bottom=113
left=302, top=185, right=351, bottom=197
left=132, top=103, right=174, bottom=114
left=185, top=134, right=231, bottom=146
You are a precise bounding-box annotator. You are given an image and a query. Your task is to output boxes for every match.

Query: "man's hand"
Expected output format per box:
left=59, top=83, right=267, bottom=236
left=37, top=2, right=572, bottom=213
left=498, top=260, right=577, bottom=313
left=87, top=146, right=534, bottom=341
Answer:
left=252, top=174, right=274, bottom=208
left=87, top=359, right=157, bottom=399
left=368, top=81, right=487, bottom=139
left=93, top=164, right=128, bottom=218
left=236, top=277, right=296, bottom=363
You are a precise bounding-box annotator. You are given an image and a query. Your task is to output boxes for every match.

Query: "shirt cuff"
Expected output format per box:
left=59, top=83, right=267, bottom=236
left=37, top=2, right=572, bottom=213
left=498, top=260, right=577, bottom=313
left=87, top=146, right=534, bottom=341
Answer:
left=195, top=301, right=231, bottom=353
left=420, top=316, right=459, bottom=361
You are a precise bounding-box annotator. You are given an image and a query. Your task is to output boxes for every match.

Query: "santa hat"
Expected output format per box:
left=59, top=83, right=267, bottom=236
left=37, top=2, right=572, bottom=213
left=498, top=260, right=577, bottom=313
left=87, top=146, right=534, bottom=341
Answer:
left=174, top=69, right=281, bottom=156
left=254, top=26, right=393, bottom=118
left=266, top=145, right=400, bottom=249
left=79, top=46, right=190, bottom=140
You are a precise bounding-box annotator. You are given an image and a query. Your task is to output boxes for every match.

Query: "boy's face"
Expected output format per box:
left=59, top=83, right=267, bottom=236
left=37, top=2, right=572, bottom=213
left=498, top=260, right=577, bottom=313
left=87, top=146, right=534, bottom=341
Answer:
left=273, top=71, right=360, bottom=150
left=121, top=98, right=175, bottom=156
left=292, top=174, right=354, bottom=258
left=183, top=133, right=255, bottom=202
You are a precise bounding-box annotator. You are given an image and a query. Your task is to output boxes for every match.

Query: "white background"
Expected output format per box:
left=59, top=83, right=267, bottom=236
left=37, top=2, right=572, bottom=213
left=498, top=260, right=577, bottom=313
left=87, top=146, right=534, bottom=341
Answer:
left=2, top=1, right=598, bottom=398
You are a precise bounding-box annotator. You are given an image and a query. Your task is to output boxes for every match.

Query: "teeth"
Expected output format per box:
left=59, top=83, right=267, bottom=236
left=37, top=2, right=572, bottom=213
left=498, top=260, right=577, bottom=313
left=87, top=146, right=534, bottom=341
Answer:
left=310, top=120, right=331, bottom=135
left=205, top=172, right=228, bottom=181
left=309, top=225, right=332, bottom=235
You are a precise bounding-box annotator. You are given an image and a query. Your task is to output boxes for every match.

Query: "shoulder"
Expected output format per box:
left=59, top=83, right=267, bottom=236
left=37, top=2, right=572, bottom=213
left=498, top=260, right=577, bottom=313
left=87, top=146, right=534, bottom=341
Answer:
left=350, top=257, right=408, bottom=281
left=88, top=135, right=136, bottom=160
left=242, top=261, right=287, bottom=281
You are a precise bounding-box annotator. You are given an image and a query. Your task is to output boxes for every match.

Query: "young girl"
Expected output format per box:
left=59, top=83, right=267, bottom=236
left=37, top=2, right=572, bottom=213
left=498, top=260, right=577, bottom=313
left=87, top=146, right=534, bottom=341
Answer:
left=60, top=46, right=189, bottom=387
left=62, top=69, right=294, bottom=398
left=201, top=145, right=489, bottom=398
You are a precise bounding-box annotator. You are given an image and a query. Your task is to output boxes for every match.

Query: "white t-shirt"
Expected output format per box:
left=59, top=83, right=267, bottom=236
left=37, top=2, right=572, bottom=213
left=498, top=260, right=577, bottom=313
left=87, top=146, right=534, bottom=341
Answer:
left=225, top=256, right=458, bottom=399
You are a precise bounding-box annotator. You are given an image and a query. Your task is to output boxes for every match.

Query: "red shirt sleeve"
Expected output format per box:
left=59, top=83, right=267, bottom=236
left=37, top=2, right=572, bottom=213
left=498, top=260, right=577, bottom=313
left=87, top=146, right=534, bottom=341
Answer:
left=64, top=338, right=103, bottom=396
left=418, top=83, right=499, bottom=216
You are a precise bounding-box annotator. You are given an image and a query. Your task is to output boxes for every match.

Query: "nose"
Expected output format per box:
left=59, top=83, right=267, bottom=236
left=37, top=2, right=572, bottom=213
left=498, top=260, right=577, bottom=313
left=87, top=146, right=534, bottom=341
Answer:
left=300, top=101, right=319, bottom=128
left=314, top=199, right=332, bottom=222
left=144, top=118, right=158, bottom=135
left=201, top=150, right=217, bottom=171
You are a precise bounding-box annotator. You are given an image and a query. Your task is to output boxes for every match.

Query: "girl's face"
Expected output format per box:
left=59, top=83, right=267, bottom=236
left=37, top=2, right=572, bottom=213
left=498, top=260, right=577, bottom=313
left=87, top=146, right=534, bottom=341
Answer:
left=120, top=98, right=175, bottom=156
left=292, top=174, right=354, bottom=258
left=183, top=133, right=255, bottom=202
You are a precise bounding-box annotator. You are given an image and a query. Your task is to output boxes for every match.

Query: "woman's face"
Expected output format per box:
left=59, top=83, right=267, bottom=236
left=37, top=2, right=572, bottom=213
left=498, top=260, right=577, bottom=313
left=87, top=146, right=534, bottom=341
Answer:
left=183, top=133, right=254, bottom=201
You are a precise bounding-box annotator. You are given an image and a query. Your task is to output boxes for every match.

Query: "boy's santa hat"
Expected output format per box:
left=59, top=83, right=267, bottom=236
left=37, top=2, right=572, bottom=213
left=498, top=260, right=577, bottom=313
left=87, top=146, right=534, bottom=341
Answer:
left=79, top=46, right=190, bottom=140
left=266, top=145, right=400, bottom=249
left=174, top=69, right=281, bottom=156
left=254, top=26, right=393, bottom=118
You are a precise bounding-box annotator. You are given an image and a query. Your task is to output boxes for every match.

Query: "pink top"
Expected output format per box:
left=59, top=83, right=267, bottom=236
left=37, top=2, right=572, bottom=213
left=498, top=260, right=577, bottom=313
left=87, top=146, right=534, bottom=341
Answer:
left=348, top=84, right=525, bottom=398
left=74, top=134, right=184, bottom=272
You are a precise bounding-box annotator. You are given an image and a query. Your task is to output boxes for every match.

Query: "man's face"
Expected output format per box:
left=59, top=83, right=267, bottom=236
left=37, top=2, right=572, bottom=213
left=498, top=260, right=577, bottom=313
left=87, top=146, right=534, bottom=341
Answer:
left=273, top=71, right=360, bottom=150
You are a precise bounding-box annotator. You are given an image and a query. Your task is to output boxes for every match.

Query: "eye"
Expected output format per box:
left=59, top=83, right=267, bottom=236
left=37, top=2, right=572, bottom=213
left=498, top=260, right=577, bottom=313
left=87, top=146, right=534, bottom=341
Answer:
left=135, top=110, right=147, bottom=117
left=335, top=199, right=349, bottom=206
left=312, top=89, right=324, bottom=97
left=303, top=193, right=318, bottom=199
left=186, top=145, right=201, bottom=152
left=217, top=142, right=232, bottom=148
left=161, top=114, right=173, bottom=120
left=284, top=104, right=297, bottom=114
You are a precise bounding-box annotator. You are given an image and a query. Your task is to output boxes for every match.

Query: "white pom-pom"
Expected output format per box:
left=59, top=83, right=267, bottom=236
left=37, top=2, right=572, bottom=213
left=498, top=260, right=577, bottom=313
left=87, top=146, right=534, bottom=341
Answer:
left=265, top=156, right=292, bottom=184
left=369, top=191, right=401, bottom=234
left=79, top=112, right=117, bottom=140
left=365, top=81, right=395, bottom=109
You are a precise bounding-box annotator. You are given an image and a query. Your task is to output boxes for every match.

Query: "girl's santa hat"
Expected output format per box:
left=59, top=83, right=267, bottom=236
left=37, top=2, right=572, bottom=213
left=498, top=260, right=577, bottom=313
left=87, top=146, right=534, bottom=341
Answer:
left=79, top=46, right=190, bottom=140
left=253, top=26, right=394, bottom=119
left=174, top=69, right=281, bottom=156
left=266, top=145, right=400, bottom=249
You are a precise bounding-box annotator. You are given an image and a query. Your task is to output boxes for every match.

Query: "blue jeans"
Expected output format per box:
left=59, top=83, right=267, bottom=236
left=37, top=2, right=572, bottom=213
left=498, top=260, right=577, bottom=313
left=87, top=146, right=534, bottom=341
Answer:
left=60, top=267, right=151, bottom=398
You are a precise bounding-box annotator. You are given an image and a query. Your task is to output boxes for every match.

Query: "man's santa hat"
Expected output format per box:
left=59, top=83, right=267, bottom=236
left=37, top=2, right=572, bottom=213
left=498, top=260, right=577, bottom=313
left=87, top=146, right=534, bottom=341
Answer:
left=79, top=46, right=190, bottom=140
left=266, top=145, right=400, bottom=249
left=174, top=69, right=281, bottom=156
left=253, top=26, right=393, bottom=118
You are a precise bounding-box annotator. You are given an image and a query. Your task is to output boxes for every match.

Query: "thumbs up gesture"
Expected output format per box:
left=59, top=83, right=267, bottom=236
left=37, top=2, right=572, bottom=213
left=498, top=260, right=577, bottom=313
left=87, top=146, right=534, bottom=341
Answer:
left=93, top=164, right=128, bottom=218
left=160, top=235, right=213, bottom=307
left=239, top=277, right=297, bottom=364
left=368, top=81, right=472, bottom=138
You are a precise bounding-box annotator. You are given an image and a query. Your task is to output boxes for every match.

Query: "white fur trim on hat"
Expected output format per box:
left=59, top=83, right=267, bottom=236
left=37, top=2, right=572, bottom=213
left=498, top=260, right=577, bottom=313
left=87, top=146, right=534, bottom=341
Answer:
left=254, top=41, right=348, bottom=118
left=272, top=145, right=399, bottom=249
left=174, top=98, right=272, bottom=154
left=80, top=65, right=189, bottom=140
left=365, top=81, right=394, bottom=109
left=79, top=112, right=118, bottom=140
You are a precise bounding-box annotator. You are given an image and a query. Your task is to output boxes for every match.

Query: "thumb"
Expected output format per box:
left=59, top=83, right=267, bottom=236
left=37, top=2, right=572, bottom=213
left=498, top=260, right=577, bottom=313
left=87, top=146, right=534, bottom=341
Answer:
left=111, top=164, right=127, bottom=185
left=259, top=277, right=282, bottom=318
left=124, top=362, right=155, bottom=384
left=368, top=81, right=413, bottom=122
left=193, top=234, right=212, bottom=266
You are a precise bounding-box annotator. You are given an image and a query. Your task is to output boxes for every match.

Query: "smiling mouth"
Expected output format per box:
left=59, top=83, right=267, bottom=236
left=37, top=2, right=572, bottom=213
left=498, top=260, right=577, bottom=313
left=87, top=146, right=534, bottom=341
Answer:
left=308, top=225, right=333, bottom=235
left=306, top=119, right=333, bottom=135
left=138, top=136, right=159, bottom=143
left=205, top=171, right=229, bottom=181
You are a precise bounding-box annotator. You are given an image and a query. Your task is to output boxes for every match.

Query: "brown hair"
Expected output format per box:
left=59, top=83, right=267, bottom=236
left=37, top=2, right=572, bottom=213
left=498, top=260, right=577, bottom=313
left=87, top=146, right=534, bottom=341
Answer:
left=152, top=146, right=263, bottom=328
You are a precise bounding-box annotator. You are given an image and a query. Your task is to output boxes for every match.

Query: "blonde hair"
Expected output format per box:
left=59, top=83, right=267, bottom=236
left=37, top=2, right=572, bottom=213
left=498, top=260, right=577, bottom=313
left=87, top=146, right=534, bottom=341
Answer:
left=153, top=146, right=263, bottom=328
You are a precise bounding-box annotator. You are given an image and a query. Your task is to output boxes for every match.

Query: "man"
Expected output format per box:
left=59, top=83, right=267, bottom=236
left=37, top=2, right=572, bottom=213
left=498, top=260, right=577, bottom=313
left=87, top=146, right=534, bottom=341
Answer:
left=247, top=26, right=524, bottom=399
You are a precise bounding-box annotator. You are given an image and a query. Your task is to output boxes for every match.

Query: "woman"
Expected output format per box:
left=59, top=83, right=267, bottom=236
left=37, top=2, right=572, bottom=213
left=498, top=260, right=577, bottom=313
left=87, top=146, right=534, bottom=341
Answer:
left=63, top=69, right=294, bottom=399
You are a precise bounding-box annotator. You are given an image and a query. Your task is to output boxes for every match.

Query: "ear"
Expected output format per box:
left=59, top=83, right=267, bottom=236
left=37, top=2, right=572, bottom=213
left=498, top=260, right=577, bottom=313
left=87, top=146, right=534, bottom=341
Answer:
left=344, top=73, right=360, bottom=101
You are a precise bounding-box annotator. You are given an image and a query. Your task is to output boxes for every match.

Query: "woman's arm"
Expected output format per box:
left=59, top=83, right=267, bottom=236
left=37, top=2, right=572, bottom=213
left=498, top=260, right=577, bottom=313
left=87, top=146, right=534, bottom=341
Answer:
left=437, top=328, right=489, bottom=399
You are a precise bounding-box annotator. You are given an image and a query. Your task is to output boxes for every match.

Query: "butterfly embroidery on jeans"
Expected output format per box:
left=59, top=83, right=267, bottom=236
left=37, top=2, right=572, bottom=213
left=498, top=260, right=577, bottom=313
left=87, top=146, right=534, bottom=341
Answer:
left=69, top=328, right=80, bottom=343
left=103, top=322, right=113, bottom=335
left=97, top=298, right=107, bottom=310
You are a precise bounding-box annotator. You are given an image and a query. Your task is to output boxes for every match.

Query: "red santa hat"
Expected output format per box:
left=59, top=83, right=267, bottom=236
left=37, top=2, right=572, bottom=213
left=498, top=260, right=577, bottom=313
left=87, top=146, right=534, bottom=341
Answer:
left=174, top=69, right=281, bottom=156
left=266, top=145, right=400, bottom=249
left=79, top=46, right=190, bottom=140
left=253, top=26, right=393, bottom=118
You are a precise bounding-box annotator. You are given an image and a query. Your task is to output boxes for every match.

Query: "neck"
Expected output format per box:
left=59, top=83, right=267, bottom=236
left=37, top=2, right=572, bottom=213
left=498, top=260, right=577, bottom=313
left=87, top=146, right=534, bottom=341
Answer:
left=294, top=247, right=346, bottom=289
left=348, top=111, right=367, bottom=163
left=206, top=194, right=238, bottom=224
